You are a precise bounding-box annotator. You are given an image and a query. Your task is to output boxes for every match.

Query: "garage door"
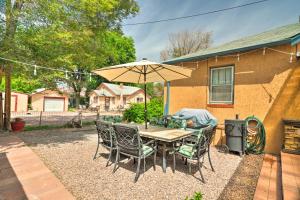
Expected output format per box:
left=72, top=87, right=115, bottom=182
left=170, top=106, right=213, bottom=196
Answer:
left=44, top=98, right=64, bottom=112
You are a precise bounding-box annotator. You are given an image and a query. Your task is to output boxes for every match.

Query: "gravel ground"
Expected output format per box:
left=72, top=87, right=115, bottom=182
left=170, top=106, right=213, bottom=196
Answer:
left=218, top=154, right=264, bottom=200
left=18, top=127, right=242, bottom=200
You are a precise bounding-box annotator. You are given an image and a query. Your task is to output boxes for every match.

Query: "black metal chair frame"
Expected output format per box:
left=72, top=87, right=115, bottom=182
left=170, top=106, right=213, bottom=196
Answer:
left=112, top=124, right=157, bottom=182
left=172, top=125, right=216, bottom=183
left=93, top=120, right=116, bottom=167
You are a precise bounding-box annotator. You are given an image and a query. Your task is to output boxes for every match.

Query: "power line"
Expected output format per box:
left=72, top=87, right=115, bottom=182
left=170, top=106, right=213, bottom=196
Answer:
left=122, top=0, right=269, bottom=26
left=0, top=56, right=95, bottom=76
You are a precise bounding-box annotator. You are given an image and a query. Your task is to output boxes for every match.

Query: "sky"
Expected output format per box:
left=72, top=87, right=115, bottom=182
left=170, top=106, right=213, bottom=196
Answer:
left=122, top=0, right=300, bottom=62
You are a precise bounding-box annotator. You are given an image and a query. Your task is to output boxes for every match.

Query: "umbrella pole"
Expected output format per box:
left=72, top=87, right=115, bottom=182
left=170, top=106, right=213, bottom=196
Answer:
left=143, top=66, right=148, bottom=129
left=144, top=83, right=147, bottom=129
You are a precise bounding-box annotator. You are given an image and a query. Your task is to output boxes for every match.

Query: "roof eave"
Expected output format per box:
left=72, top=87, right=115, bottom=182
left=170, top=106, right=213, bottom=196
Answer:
left=291, top=34, right=300, bottom=46
left=163, top=39, right=291, bottom=64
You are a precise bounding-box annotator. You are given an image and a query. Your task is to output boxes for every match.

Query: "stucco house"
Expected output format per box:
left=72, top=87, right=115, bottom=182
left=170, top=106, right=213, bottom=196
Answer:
left=2, top=92, right=29, bottom=112
left=89, top=82, right=150, bottom=111
left=30, top=88, right=69, bottom=112
left=163, top=23, right=300, bottom=154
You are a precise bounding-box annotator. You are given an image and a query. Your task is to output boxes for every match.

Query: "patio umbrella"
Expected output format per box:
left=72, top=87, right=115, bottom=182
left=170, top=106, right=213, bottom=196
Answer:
left=93, top=59, right=193, bottom=129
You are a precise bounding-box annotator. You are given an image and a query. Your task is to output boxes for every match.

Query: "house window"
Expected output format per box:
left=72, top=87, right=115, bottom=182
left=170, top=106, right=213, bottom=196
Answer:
left=210, top=66, right=234, bottom=104
left=93, top=96, right=98, bottom=103
left=123, top=97, right=126, bottom=105
left=137, top=97, right=143, bottom=103
left=112, top=97, right=115, bottom=104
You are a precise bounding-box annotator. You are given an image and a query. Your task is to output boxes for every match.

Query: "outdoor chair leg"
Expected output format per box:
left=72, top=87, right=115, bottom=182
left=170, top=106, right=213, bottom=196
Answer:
left=153, top=151, right=157, bottom=171
left=208, top=147, right=215, bottom=172
left=93, top=138, right=100, bottom=160
left=134, top=158, right=141, bottom=182
left=133, top=158, right=136, bottom=164
left=188, top=162, right=191, bottom=174
left=185, top=158, right=188, bottom=165
left=173, top=153, right=176, bottom=173
left=198, top=159, right=205, bottom=183
left=143, top=158, right=146, bottom=174
left=113, top=148, right=119, bottom=173
left=106, top=148, right=113, bottom=167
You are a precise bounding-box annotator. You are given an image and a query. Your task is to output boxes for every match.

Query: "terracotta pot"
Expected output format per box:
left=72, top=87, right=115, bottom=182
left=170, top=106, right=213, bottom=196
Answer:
left=11, top=121, right=25, bottom=132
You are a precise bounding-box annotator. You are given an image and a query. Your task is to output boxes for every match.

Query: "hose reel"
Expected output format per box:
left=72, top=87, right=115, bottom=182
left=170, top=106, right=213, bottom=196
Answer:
left=245, top=116, right=266, bottom=154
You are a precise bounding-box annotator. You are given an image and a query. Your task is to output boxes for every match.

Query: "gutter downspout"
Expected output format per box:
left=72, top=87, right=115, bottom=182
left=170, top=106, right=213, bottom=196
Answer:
left=164, top=81, right=170, bottom=115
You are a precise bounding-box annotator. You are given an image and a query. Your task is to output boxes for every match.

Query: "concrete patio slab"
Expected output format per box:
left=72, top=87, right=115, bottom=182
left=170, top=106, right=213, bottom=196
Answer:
left=0, top=135, right=75, bottom=200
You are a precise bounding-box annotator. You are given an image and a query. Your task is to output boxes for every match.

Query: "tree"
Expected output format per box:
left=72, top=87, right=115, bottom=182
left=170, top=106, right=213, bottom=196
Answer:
left=0, top=0, right=25, bottom=130
left=160, top=30, right=213, bottom=61
left=0, top=76, right=44, bottom=93
left=20, top=29, right=137, bottom=108
left=0, top=0, right=139, bottom=118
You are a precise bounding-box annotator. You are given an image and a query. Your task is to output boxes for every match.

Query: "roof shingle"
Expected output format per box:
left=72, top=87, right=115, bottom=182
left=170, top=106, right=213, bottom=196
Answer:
left=102, top=83, right=141, bottom=96
left=164, top=23, right=300, bottom=64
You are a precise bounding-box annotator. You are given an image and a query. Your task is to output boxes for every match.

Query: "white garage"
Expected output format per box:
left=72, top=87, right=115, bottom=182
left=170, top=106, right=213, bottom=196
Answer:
left=31, top=89, right=69, bottom=112
left=44, top=97, right=65, bottom=112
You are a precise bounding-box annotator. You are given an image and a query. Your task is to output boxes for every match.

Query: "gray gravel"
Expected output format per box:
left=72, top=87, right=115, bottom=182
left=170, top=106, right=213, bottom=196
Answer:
left=18, top=127, right=242, bottom=200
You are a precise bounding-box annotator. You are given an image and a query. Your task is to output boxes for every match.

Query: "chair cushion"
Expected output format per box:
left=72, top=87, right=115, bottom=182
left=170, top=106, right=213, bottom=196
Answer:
left=178, top=144, right=197, bottom=158
left=142, top=145, right=154, bottom=156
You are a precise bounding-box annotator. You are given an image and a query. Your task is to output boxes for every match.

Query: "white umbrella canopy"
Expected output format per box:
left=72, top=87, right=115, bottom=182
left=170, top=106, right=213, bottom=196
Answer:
left=92, top=59, right=193, bottom=129
left=92, top=59, right=192, bottom=83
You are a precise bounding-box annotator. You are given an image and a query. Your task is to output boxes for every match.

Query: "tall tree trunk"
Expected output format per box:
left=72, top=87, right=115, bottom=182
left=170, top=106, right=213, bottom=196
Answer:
left=0, top=92, right=3, bottom=129
left=75, top=92, right=80, bottom=109
left=4, top=65, right=11, bottom=130
left=72, top=82, right=82, bottom=109
left=1, top=0, right=24, bottom=130
left=0, top=68, right=3, bottom=129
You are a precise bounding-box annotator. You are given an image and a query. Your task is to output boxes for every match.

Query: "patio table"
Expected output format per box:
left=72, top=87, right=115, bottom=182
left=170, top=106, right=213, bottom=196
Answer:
left=139, top=126, right=193, bottom=173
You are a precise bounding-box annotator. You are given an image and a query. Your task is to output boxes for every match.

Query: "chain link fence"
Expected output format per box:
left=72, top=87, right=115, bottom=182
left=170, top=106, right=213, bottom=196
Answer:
left=11, top=111, right=122, bottom=127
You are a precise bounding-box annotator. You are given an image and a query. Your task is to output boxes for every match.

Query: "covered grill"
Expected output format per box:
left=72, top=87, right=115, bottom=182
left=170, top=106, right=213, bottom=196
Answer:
left=171, top=108, right=218, bottom=129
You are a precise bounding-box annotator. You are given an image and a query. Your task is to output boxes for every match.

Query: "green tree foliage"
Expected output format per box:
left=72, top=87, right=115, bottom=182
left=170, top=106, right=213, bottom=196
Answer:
left=0, top=0, right=139, bottom=107
left=136, top=83, right=155, bottom=97
left=0, top=76, right=44, bottom=93
left=123, top=98, right=163, bottom=123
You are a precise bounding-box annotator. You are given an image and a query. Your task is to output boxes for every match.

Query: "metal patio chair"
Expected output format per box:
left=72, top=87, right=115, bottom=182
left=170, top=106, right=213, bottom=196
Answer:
left=113, top=124, right=157, bottom=182
left=93, top=120, right=116, bottom=167
left=172, top=125, right=216, bottom=183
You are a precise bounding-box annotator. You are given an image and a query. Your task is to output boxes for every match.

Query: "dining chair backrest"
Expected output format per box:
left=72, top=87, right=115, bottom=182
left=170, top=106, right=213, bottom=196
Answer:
left=113, top=124, right=142, bottom=156
left=196, top=125, right=216, bottom=158
left=95, top=120, right=114, bottom=147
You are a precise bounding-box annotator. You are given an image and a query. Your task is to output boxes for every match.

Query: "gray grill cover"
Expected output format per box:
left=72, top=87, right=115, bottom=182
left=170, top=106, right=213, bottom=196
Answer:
left=172, top=108, right=217, bottom=128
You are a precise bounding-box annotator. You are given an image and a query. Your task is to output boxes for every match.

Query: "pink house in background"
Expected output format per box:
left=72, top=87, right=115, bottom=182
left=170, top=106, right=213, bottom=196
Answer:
left=89, top=83, right=150, bottom=111
left=2, top=92, right=29, bottom=112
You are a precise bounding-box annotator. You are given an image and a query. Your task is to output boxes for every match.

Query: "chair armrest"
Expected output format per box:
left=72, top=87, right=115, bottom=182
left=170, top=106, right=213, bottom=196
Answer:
left=143, top=139, right=157, bottom=147
left=183, top=135, right=198, bottom=144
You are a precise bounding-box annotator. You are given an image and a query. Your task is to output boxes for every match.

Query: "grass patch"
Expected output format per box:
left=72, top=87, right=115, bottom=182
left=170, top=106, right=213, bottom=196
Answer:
left=185, top=192, right=203, bottom=200
left=24, top=124, right=67, bottom=131
left=24, top=120, right=96, bottom=131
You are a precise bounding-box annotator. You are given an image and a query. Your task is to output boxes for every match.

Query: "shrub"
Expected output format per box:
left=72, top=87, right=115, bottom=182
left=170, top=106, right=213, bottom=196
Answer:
left=123, top=97, right=163, bottom=123
left=101, top=115, right=123, bottom=123
left=185, top=192, right=203, bottom=200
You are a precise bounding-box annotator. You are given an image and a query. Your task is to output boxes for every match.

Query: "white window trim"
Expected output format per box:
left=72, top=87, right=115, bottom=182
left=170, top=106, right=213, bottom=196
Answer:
left=209, top=65, right=234, bottom=104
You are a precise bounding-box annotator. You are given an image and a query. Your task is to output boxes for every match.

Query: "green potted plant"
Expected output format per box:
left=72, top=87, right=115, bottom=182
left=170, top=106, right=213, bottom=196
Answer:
left=11, top=118, right=25, bottom=132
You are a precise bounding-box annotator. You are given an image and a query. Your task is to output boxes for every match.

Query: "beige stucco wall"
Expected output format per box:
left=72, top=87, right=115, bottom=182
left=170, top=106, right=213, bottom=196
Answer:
left=89, top=86, right=150, bottom=111
left=165, top=44, right=300, bottom=154
left=8, top=92, right=28, bottom=112
left=31, top=90, right=69, bottom=112
left=126, top=90, right=150, bottom=104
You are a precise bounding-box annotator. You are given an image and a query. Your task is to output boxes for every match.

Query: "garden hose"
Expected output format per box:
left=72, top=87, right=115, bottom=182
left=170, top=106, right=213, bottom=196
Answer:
left=245, top=116, right=266, bottom=154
